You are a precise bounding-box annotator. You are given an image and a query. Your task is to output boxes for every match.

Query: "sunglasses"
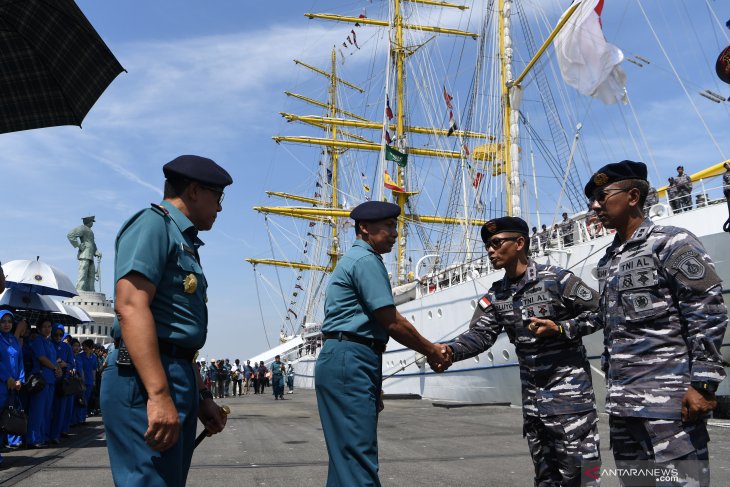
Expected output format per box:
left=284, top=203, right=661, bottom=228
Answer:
left=588, top=188, right=630, bottom=209
left=198, top=183, right=225, bottom=205
left=486, top=236, right=520, bottom=249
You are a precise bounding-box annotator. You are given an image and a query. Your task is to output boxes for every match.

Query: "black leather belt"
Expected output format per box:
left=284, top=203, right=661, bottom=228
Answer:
left=114, top=339, right=197, bottom=362
left=323, top=332, right=387, bottom=354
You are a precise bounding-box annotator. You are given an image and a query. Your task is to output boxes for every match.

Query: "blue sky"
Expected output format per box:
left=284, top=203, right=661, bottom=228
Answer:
left=1, top=1, right=729, bottom=361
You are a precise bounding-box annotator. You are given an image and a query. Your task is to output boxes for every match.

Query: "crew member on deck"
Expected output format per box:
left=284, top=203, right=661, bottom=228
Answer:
left=101, top=155, right=232, bottom=487
left=315, top=200, right=451, bottom=487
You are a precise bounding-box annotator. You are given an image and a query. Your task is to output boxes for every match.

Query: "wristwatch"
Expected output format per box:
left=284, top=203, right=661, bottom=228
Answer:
left=690, top=381, right=718, bottom=396
left=199, top=388, right=214, bottom=402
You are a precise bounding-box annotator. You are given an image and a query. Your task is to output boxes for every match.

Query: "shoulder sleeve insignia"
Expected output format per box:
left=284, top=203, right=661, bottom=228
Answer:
left=574, top=283, right=594, bottom=301
left=478, top=296, right=492, bottom=311
left=593, top=173, right=609, bottom=186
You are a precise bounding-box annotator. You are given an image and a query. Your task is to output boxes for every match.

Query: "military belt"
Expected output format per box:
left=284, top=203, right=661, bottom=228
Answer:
left=114, top=339, right=197, bottom=362
left=323, top=332, right=387, bottom=354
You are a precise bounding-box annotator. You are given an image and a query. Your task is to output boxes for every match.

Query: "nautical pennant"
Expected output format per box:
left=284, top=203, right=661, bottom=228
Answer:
left=295, top=284, right=304, bottom=290
left=472, top=172, right=484, bottom=189
left=385, top=95, right=394, bottom=120
left=447, top=111, right=457, bottom=136
left=355, top=8, right=367, bottom=27
left=327, top=169, right=333, bottom=183
left=351, top=30, right=360, bottom=49
left=443, top=85, right=454, bottom=109
left=384, top=130, right=392, bottom=144
left=463, top=144, right=470, bottom=156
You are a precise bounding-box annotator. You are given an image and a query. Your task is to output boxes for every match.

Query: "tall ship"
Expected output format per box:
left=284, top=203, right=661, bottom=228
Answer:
left=246, top=0, right=730, bottom=410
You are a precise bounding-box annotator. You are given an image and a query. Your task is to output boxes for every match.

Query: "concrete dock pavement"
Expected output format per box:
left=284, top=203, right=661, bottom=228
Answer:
left=2, top=390, right=729, bottom=486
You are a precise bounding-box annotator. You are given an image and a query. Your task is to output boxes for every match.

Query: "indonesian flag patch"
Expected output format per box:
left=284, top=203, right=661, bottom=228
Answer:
left=478, top=296, right=492, bottom=311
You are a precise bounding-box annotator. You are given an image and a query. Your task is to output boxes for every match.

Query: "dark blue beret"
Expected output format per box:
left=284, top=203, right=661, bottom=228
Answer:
left=350, top=201, right=400, bottom=221
left=584, top=160, right=647, bottom=198
left=163, top=155, right=233, bottom=189
left=480, top=217, right=529, bottom=243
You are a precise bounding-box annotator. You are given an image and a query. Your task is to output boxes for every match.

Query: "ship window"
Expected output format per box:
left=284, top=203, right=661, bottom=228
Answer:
left=470, top=299, right=476, bottom=310
left=427, top=311, right=433, bottom=320
left=487, top=351, right=494, bottom=362
left=473, top=355, right=479, bottom=363
left=436, top=308, right=443, bottom=318
left=502, top=350, right=510, bottom=360
left=411, top=315, right=416, bottom=323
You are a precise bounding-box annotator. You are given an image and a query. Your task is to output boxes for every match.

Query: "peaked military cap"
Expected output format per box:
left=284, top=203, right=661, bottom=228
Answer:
left=350, top=201, right=400, bottom=221
left=163, top=155, right=233, bottom=189
left=480, top=216, right=529, bottom=243
left=584, top=160, right=647, bottom=198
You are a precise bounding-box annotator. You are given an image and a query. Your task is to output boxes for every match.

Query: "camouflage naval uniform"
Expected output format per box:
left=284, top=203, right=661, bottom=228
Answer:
left=446, top=261, right=601, bottom=487
left=723, top=169, right=730, bottom=199
left=674, top=173, right=693, bottom=212
left=643, top=187, right=658, bottom=213
left=562, top=218, right=728, bottom=486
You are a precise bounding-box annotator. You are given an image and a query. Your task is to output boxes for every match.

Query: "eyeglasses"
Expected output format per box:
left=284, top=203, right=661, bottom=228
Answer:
left=198, top=183, right=225, bottom=205
left=486, top=236, right=520, bottom=249
left=588, top=188, right=630, bottom=209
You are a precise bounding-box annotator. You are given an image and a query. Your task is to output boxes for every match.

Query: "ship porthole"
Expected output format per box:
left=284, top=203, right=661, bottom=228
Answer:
left=427, top=310, right=433, bottom=319
left=502, top=350, right=511, bottom=360
left=470, top=299, right=476, bottom=310
left=474, top=355, right=480, bottom=363
left=411, top=315, right=416, bottom=322
left=487, top=351, right=494, bottom=362
left=436, top=308, right=443, bottom=318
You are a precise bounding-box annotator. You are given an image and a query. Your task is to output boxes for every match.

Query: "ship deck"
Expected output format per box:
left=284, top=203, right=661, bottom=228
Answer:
left=2, top=390, right=730, bottom=486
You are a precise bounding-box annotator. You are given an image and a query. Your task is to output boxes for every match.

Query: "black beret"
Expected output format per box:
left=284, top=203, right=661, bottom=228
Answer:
left=163, top=155, right=233, bottom=188
left=584, top=160, right=647, bottom=198
left=350, top=201, right=400, bottom=221
left=480, top=217, right=529, bottom=243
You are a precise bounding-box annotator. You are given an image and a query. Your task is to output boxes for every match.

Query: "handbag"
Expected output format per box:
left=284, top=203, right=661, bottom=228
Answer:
left=60, top=375, right=85, bottom=396
left=0, top=391, right=28, bottom=436
left=22, top=373, right=46, bottom=394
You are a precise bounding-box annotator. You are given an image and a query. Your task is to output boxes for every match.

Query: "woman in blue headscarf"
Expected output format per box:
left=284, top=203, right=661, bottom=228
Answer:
left=27, top=316, right=60, bottom=448
left=0, top=310, right=24, bottom=463
left=49, top=324, right=76, bottom=443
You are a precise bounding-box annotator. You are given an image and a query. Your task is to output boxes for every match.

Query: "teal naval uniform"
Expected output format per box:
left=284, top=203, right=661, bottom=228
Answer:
left=316, top=238, right=394, bottom=487
left=101, top=199, right=208, bottom=487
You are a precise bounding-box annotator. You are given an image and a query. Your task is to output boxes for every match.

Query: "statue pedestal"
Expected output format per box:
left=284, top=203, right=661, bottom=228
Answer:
left=64, top=291, right=115, bottom=345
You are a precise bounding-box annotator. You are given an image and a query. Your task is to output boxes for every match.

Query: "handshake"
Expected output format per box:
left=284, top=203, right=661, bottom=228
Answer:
left=426, top=344, right=453, bottom=373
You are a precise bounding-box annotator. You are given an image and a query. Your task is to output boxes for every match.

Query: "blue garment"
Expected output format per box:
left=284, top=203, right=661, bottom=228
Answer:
left=77, top=351, right=99, bottom=385
left=316, top=340, right=382, bottom=487
left=103, top=200, right=210, bottom=485
left=101, top=349, right=199, bottom=487
left=317, top=240, right=394, bottom=486
left=50, top=340, right=75, bottom=441
left=27, top=335, right=57, bottom=445
left=271, top=362, right=285, bottom=398
left=322, top=240, right=394, bottom=343
left=0, top=331, right=25, bottom=451
left=110, top=200, right=208, bottom=349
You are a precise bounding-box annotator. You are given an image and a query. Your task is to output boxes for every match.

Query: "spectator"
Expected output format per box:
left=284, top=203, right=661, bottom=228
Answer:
left=667, top=177, right=679, bottom=212
left=27, top=317, right=61, bottom=448
left=75, top=339, right=98, bottom=425
left=223, top=358, right=232, bottom=398
left=258, top=361, right=268, bottom=394
left=538, top=224, right=548, bottom=251
left=529, top=227, right=539, bottom=255
left=286, top=362, right=295, bottom=394
left=243, top=360, right=253, bottom=394
left=723, top=161, right=730, bottom=201
left=252, top=361, right=260, bottom=394
left=208, top=359, right=219, bottom=398
left=559, top=212, right=573, bottom=247
left=0, top=310, right=24, bottom=462
left=644, top=185, right=658, bottom=214
left=675, top=165, right=693, bottom=211
left=231, top=359, right=243, bottom=397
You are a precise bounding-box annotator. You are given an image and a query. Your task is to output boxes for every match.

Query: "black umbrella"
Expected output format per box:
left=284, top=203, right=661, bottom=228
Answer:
left=0, top=0, right=124, bottom=134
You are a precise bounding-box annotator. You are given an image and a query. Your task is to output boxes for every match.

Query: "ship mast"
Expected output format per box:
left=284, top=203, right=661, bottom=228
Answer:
left=500, top=0, right=521, bottom=217
left=394, top=0, right=407, bottom=283
left=327, top=47, right=340, bottom=268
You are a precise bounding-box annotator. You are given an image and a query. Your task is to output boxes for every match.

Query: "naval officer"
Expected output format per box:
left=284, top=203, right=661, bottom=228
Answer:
left=532, top=161, right=728, bottom=486
left=101, top=155, right=232, bottom=486
left=316, top=200, right=451, bottom=487
left=442, top=217, right=601, bottom=487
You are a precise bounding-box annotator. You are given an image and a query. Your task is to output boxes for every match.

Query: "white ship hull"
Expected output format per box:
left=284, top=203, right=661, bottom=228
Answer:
left=286, top=203, right=730, bottom=406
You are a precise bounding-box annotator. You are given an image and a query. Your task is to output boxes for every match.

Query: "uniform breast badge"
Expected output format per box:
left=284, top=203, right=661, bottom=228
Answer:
left=184, top=273, right=198, bottom=294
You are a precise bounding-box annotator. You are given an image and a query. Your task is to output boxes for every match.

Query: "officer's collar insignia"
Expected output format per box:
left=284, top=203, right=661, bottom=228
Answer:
left=183, top=273, right=198, bottom=294
left=486, top=221, right=497, bottom=233
left=151, top=203, right=170, bottom=215
left=593, top=173, right=609, bottom=186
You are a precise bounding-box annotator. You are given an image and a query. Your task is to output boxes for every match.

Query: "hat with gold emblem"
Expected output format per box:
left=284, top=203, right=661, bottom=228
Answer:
left=480, top=216, right=529, bottom=243
left=584, top=160, right=647, bottom=198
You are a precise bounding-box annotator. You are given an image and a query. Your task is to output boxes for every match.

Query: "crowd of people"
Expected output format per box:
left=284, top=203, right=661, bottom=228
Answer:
left=196, top=355, right=295, bottom=400
left=0, top=310, right=107, bottom=464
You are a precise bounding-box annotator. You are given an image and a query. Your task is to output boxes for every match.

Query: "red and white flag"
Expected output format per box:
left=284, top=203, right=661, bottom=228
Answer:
left=443, top=85, right=454, bottom=110
left=447, top=110, right=457, bottom=136
left=472, top=172, right=483, bottom=189
left=553, top=0, right=627, bottom=104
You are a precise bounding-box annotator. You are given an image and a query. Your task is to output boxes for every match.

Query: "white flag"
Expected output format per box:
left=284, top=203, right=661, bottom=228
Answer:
left=554, top=0, right=627, bottom=104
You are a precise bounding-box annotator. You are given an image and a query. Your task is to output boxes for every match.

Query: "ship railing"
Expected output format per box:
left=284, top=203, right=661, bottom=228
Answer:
left=661, top=177, right=728, bottom=215
left=419, top=256, right=495, bottom=296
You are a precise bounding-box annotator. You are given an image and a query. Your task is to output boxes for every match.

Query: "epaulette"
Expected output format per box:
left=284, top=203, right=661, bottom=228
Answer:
left=150, top=203, right=170, bottom=216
